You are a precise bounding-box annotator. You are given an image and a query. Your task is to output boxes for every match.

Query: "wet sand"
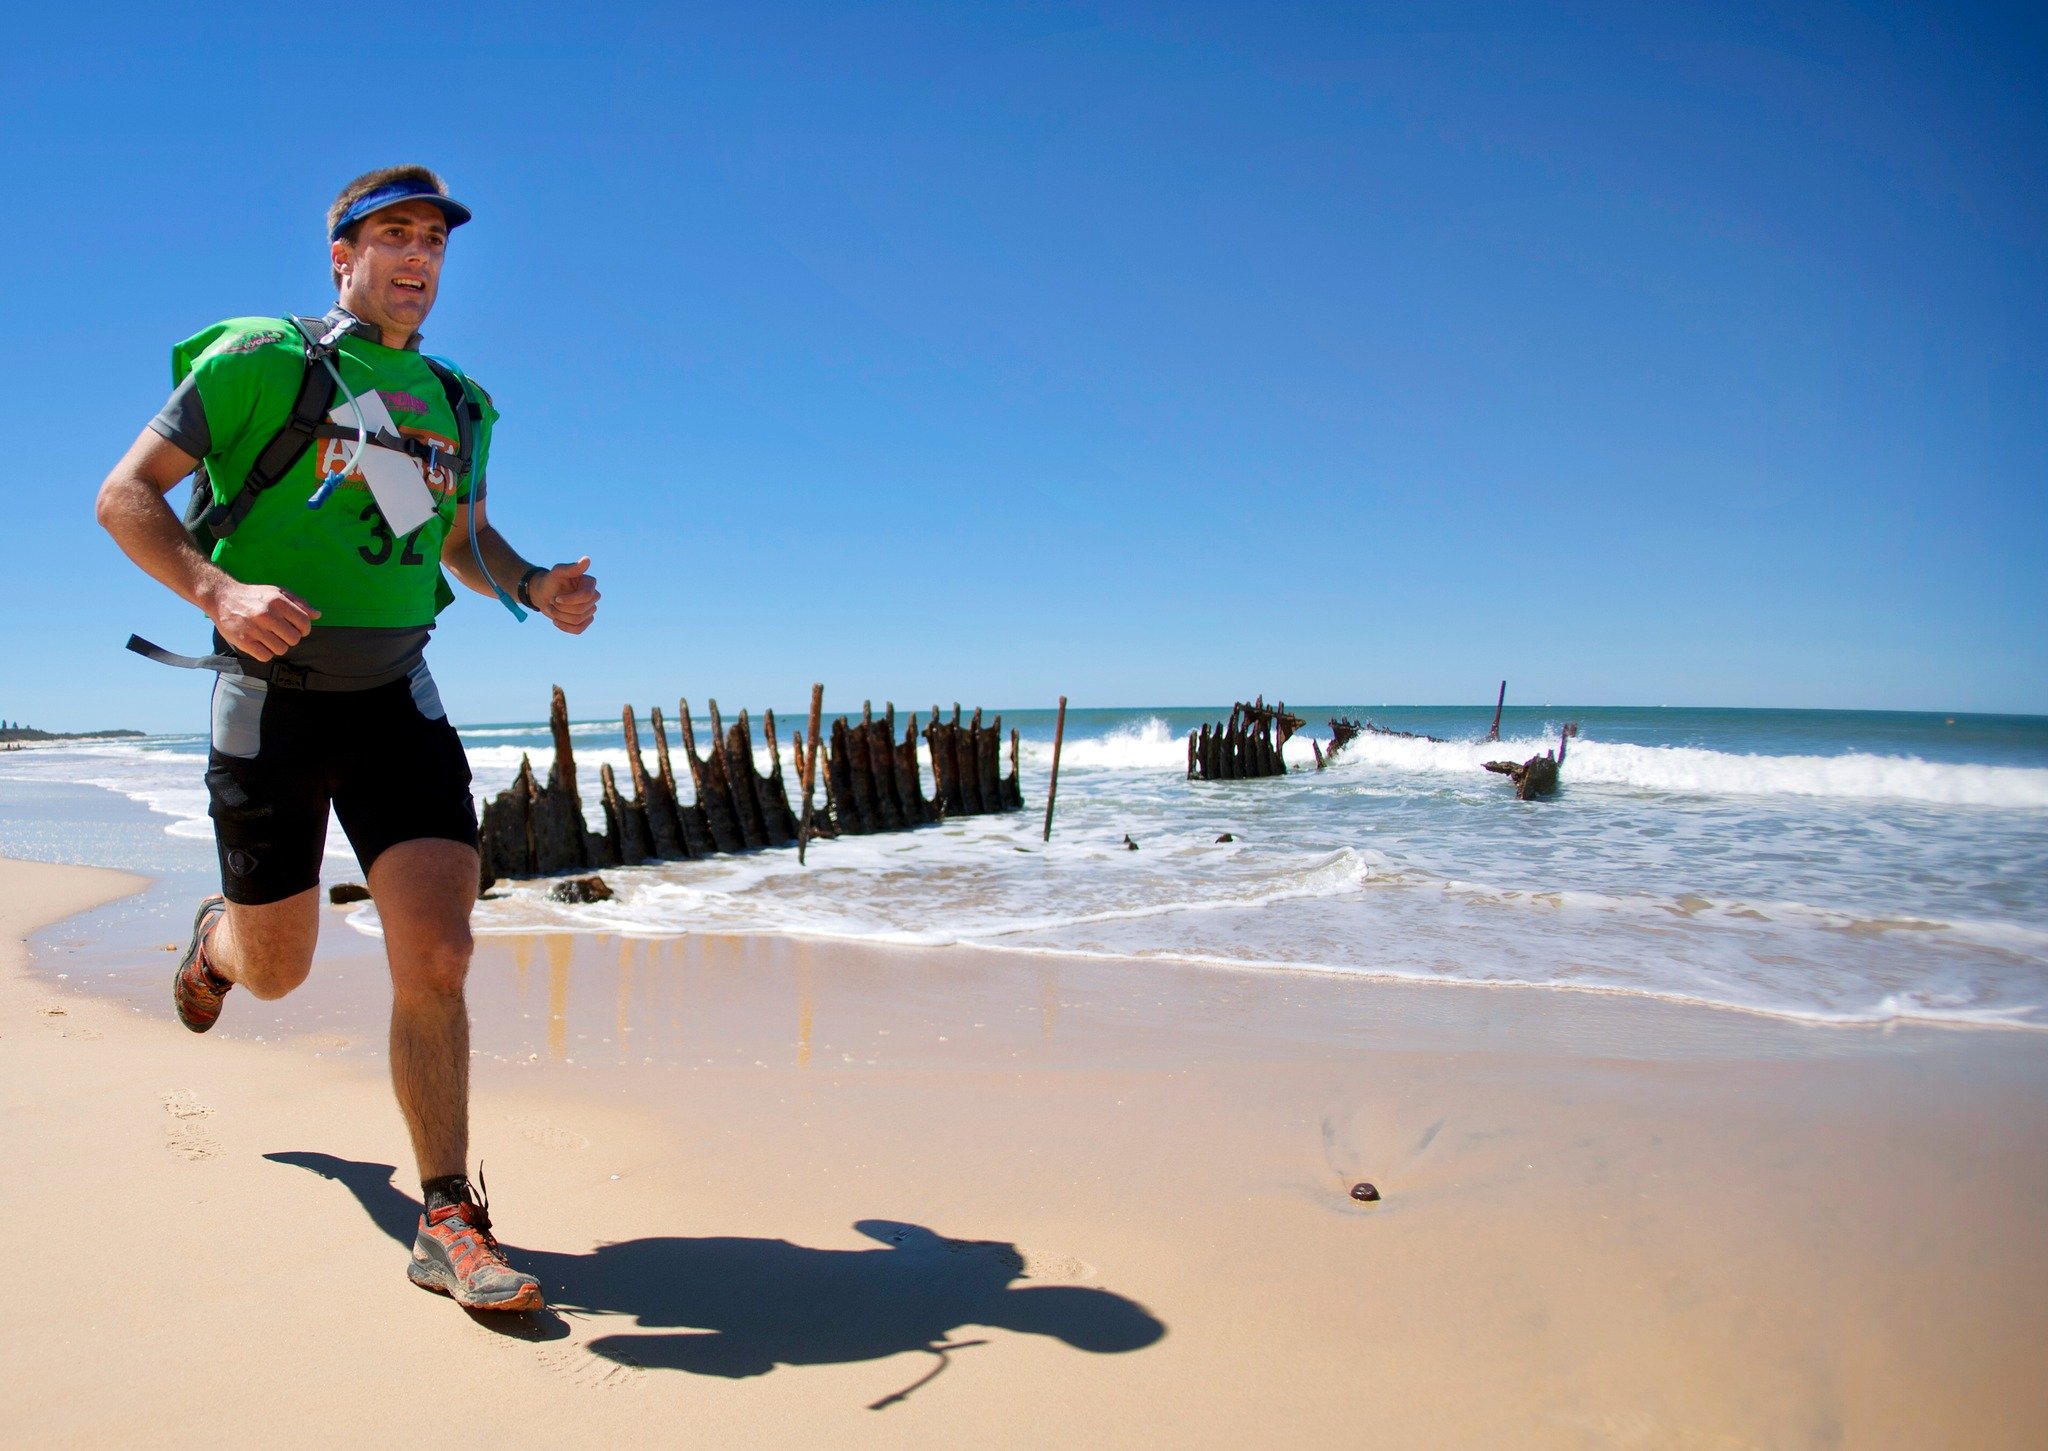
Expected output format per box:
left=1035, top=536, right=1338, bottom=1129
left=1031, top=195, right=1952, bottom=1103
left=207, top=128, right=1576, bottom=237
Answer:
left=6, top=855, right=2047, bottom=1447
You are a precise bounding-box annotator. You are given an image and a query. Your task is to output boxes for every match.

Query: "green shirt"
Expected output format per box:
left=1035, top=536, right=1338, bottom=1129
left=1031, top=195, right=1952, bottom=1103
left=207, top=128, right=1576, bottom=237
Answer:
left=170, top=315, right=498, bottom=628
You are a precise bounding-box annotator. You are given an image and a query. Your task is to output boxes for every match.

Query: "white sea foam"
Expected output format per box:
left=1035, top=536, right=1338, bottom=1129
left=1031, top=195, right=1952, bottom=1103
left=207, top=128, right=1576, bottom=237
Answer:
left=5, top=710, right=2045, bottom=1028
left=1318, top=731, right=2048, bottom=808
left=1020, top=717, right=1184, bottom=770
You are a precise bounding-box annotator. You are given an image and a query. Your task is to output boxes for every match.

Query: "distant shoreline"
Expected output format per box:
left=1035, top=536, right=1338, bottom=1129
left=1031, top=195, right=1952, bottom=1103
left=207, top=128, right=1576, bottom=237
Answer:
left=0, top=728, right=144, bottom=745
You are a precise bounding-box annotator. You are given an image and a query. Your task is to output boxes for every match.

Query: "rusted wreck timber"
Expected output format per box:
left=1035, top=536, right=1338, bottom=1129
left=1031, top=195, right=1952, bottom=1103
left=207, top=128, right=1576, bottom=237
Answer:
left=650, top=707, right=713, bottom=858
left=1313, top=716, right=1361, bottom=770
left=820, top=701, right=1023, bottom=836
left=1364, top=720, right=1445, bottom=742
left=1312, top=714, right=1449, bottom=769
left=1484, top=723, right=1579, bottom=801
left=1186, top=697, right=1295, bottom=782
left=677, top=698, right=743, bottom=854
left=476, top=685, right=602, bottom=886
left=478, top=688, right=803, bottom=883
left=918, top=704, right=1022, bottom=816
left=478, top=688, right=1027, bottom=885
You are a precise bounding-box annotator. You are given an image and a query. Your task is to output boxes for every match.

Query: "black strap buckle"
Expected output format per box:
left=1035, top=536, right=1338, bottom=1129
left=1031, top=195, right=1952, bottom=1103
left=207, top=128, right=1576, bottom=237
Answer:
left=268, top=660, right=310, bottom=690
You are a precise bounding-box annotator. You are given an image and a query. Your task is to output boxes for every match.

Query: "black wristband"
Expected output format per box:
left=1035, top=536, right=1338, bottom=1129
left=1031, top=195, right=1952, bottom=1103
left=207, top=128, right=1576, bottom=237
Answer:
left=516, top=564, right=546, bottom=609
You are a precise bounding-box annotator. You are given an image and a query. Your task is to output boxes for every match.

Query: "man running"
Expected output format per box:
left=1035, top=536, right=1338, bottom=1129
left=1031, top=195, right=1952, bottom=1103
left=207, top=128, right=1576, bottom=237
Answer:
left=96, top=165, right=598, bottom=1312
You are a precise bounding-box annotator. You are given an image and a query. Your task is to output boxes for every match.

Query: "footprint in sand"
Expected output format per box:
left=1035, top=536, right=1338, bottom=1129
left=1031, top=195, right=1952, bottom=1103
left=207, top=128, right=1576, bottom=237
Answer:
left=512, top=1115, right=590, bottom=1151
left=1018, top=1249, right=1097, bottom=1283
left=165, top=1124, right=220, bottom=1160
left=162, top=1091, right=220, bottom=1160
left=536, top=1342, right=641, bottom=1389
left=161, top=1090, right=212, bottom=1119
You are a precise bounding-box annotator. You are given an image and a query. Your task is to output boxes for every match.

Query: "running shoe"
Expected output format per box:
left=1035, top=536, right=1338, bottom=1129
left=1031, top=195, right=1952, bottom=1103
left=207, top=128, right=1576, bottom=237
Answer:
left=407, top=1175, right=545, bottom=1311
left=172, top=895, right=231, bottom=1033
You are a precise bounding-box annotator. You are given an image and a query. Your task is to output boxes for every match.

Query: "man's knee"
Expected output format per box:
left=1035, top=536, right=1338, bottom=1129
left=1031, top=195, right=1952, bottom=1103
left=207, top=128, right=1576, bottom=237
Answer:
left=220, top=895, right=318, bottom=999
left=239, top=953, right=313, bottom=1000
left=393, top=929, right=473, bottom=1000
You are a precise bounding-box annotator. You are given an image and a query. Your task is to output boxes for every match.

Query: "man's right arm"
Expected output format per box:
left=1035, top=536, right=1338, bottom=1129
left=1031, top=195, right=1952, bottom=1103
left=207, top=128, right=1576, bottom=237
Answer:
left=94, top=429, right=320, bottom=662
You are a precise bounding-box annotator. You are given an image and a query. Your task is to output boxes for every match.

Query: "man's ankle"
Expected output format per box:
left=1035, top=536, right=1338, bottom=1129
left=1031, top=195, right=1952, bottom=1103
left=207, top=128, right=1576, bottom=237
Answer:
left=422, top=1174, right=473, bottom=1213
left=197, top=926, right=234, bottom=990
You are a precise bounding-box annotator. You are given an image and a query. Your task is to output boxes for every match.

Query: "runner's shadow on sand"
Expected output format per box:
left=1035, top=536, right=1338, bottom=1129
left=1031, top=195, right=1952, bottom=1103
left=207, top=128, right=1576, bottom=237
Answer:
left=267, top=1152, right=1165, bottom=1397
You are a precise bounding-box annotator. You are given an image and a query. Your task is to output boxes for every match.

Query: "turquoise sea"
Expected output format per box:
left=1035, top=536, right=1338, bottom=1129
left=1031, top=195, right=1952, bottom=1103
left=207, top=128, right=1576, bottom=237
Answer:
left=4, top=703, right=2046, bottom=1027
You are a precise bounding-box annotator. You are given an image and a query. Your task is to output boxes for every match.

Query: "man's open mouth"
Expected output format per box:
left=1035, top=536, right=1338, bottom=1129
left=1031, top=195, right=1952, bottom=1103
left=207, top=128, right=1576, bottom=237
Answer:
left=392, top=277, right=426, bottom=292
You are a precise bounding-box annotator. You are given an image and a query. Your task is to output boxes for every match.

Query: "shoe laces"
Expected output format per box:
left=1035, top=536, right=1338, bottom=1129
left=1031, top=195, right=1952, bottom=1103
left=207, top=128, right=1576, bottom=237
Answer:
left=461, top=1166, right=502, bottom=1252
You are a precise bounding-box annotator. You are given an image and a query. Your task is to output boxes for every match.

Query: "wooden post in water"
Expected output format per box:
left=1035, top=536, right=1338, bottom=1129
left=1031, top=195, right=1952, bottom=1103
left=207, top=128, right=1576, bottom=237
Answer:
left=1042, top=695, right=1068, bottom=842
left=798, top=683, right=823, bottom=863
left=717, top=702, right=768, bottom=850
left=1488, top=680, right=1507, bottom=742
left=679, top=699, right=743, bottom=855
left=861, top=701, right=902, bottom=831
left=651, top=706, right=710, bottom=859
left=760, top=709, right=800, bottom=843
left=530, top=686, right=589, bottom=871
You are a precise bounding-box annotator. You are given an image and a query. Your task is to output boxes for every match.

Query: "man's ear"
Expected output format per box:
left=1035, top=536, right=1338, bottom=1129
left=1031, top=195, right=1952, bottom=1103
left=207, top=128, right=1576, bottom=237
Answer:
left=330, top=237, right=353, bottom=282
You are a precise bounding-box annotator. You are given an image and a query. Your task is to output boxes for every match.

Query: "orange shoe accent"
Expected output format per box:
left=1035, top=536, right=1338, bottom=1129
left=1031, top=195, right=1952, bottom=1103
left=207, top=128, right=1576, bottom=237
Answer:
left=406, top=1174, right=543, bottom=1311
left=173, top=896, right=231, bottom=1033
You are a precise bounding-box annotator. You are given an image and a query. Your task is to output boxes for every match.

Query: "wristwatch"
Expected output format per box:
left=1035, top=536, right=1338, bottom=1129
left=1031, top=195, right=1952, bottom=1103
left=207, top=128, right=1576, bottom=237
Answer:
left=516, top=565, right=546, bottom=609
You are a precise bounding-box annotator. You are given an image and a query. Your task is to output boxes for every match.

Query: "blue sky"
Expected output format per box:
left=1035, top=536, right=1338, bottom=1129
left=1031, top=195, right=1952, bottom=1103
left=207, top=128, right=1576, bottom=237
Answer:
left=3, top=1, right=2042, bottom=732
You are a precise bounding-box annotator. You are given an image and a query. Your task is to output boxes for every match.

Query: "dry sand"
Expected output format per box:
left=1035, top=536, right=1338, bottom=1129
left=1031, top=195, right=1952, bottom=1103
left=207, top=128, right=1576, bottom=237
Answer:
left=5, top=854, right=2047, bottom=1448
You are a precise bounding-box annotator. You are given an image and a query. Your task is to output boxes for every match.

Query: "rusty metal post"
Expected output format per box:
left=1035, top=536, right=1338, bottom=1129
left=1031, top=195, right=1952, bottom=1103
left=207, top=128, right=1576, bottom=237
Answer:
left=1488, top=680, right=1506, bottom=742
left=1042, top=695, right=1068, bottom=843
left=798, top=682, right=824, bottom=864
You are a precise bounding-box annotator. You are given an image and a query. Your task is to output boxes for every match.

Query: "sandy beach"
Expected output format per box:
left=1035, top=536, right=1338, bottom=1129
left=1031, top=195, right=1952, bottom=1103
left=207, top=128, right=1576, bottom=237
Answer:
left=5, top=853, right=2046, bottom=1448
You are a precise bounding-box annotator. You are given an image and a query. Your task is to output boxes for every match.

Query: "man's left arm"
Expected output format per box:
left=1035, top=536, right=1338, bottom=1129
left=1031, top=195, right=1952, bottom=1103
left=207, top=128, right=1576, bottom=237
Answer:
left=443, top=496, right=599, bottom=634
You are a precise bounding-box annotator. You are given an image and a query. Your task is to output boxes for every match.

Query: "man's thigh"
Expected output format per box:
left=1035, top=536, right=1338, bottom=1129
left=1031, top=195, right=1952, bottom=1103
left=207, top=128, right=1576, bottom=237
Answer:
left=329, top=670, right=478, bottom=879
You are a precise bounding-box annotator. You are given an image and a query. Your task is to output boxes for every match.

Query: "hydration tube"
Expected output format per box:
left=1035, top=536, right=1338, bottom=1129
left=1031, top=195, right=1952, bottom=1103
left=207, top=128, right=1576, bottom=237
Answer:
left=427, top=351, right=528, bottom=623
left=305, top=356, right=369, bottom=511
left=466, top=473, right=527, bottom=622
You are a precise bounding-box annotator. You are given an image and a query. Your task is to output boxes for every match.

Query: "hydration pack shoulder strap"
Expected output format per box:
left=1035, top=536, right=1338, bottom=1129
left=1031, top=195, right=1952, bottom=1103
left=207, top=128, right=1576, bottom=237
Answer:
left=189, top=316, right=340, bottom=544
left=419, top=354, right=480, bottom=488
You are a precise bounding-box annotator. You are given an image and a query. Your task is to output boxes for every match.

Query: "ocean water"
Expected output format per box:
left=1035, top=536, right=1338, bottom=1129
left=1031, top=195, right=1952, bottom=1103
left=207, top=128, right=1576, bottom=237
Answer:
left=4, top=703, right=2046, bottom=1029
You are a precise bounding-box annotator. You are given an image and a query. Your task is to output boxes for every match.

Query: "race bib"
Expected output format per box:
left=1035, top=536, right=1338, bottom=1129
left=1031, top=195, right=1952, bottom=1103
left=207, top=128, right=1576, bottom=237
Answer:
left=328, top=389, right=436, bottom=536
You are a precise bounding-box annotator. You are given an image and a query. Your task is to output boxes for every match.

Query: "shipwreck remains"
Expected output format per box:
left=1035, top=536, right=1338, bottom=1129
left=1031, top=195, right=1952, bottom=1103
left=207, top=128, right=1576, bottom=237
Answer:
left=1314, top=717, right=1360, bottom=770
left=806, top=701, right=1023, bottom=841
left=479, top=688, right=1023, bottom=884
left=1313, top=714, right=1450, bottom=769
left=1484, top=723, right=1579, bottom=801
left=1186, top=698, right=1302, bottom=782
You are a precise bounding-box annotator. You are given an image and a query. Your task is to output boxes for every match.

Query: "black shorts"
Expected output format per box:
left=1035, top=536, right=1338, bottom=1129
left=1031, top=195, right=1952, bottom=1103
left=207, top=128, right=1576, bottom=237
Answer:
left=204, top=662, right=478, bottom=905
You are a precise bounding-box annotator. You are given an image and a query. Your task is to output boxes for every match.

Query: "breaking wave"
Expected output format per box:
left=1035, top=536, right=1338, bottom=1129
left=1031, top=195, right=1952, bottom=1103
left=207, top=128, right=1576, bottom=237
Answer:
left=1319, top=733, right=2048, bottom=808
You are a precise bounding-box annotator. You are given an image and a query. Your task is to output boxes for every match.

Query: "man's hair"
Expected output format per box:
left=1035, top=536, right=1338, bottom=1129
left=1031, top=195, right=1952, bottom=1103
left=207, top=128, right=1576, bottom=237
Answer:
left=327, top=164, right=451, bottom=286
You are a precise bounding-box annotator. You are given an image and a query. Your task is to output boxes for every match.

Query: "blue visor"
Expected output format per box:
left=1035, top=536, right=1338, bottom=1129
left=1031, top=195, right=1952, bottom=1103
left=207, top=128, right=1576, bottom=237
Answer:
left=329, top=181, right=473, bottom=241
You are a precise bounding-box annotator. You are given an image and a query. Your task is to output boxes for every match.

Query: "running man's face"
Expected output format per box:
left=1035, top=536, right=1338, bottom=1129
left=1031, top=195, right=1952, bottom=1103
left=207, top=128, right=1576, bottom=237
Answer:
left=332, top=198, right=448, bottom=343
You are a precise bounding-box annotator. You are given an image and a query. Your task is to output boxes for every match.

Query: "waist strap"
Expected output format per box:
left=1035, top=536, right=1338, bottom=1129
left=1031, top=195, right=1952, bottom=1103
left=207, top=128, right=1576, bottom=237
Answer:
left=125, top=635, right=413, bottom=692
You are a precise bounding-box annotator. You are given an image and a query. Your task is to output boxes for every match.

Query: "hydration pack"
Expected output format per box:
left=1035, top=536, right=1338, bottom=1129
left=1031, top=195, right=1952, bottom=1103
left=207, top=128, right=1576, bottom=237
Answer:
left=179, top=313, right=482, bottom=555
